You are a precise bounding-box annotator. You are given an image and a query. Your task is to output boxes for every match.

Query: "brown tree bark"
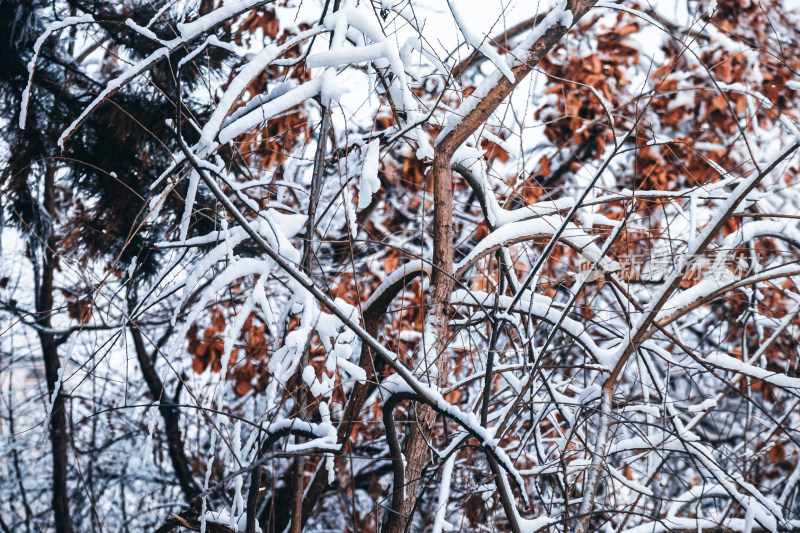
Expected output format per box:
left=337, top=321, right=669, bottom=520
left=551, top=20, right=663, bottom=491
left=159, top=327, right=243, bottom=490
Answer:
left=36, top=164, right=73, bottom=533
left=383, top=3, right=599, bottom=531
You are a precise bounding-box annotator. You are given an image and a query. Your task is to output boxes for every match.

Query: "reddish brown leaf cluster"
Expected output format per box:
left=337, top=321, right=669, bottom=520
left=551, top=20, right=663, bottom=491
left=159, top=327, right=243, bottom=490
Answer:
left=187, top=308, right=230, bottom=374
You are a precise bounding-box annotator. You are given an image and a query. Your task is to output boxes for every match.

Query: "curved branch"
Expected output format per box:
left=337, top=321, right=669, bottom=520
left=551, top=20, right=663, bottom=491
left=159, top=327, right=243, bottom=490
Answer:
left=245, top=423, right=331, bottom=533
left=382, top=391, right=524, bottom=533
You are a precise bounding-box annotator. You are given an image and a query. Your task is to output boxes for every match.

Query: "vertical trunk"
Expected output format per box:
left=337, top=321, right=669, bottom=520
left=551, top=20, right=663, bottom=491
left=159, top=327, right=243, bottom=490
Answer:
left=382, top=149, right=454, bottom=533
left=288, top=459, right=304, bottom=533
left=383, top=404, right=438, bottom=533
left=383, top=4, right=598, bottom=530
left=36, top=164, right=73, bottom=533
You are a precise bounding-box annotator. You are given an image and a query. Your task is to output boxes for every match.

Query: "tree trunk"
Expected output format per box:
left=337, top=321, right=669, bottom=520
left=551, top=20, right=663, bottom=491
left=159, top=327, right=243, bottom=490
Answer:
left=383, top=3, right=599, bottom=530
left=37, top=164, right=73, bottom=533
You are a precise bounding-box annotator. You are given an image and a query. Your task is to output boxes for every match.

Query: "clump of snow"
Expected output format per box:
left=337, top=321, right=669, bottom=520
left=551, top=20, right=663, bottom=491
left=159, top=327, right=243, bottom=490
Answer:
left=447, top=0, right=515, bottom=83
left=358, top=140, right=381, bottom=209
left=687, top=398, right=717, bottom=413
left=201, top=509, right=262, bottom=533
left=20, top=15, right=95, bottom=130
